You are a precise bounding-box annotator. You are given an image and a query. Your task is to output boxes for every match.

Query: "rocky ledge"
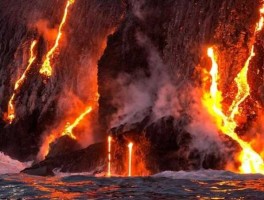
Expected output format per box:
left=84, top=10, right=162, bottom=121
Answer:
left=22, top=114, right=239, bottom=176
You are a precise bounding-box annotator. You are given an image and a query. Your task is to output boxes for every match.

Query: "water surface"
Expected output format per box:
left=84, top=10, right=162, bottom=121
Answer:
left=1, top=170, right=264, bottom=199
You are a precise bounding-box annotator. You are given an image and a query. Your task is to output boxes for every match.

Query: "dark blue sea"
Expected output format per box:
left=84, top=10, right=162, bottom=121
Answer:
left=1, top=170, right=264, bottom=199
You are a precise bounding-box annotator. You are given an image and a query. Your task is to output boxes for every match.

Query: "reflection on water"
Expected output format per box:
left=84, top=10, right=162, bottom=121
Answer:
left=0, top=174, right=264, bottom=199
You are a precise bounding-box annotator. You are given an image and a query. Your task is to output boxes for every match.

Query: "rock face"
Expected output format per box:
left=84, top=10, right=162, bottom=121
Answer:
left=46, top=136, right=81, bottom=158
left=98, top=0, right=260, bottom=131
left=22, top=142, right=106, bottom=176
left=0, top=0, right=125, bottom=161
left=1, top=0, right=263, bottom=175
left=23, top=114, right=239, bottom=176
left=109, top=114, right=238, bottom=175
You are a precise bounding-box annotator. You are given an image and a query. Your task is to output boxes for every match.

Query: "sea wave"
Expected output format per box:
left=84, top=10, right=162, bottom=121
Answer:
left=53, top=169, right=94, bottom=177
left=0, top=152, right=31, bottom=174
left=153, top=169, right=264, bottom=180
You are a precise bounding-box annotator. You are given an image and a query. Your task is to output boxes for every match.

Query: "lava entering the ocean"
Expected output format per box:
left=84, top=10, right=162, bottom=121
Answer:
left=6, top=40, right=37, bottom=124
left=107, top=136, right=112, bottom=177
left=39, top=0, right=75, bottom=77
left=128, top=142, right=133, bottom=177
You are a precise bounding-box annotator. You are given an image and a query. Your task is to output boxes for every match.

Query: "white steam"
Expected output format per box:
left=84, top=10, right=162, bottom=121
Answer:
left=110, top=1, right=228, bottom=159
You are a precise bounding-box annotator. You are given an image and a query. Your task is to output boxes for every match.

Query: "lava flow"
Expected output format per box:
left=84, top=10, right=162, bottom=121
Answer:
left=6, top=40, right=37, bottom=124
left=61, top=106, right=92, bottom=140
left=202, top=3, right=264, bottom=174
left=128, top=142, right=133, bottom=177
left=204, top=47, right=264, bottom=174
left=39, top=0, right=75, bottom=77
left=107, top=136, right=112, bottom=177
left=38, top=106, right=92, bottom=160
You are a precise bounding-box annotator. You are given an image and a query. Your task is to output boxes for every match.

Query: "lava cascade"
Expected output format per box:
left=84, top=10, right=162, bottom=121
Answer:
left=128, top=142, right=133, bottom=177
left=38, top=106, right=93, bottom=160
left=39, top=0, right=75, bottom=77
left=61, top=106, right=92, bottom=140
left=202, top=4, right=264, bottom=174
left=6, top=40, right=37, bottom=124
left=107, top=136, right=112, bottom=177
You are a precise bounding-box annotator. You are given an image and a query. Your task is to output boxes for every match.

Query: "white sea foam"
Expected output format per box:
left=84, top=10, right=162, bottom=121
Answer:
left=153, top=170, right=264, bottom=180
left=53, top=165, right=105, bottom=177
left=53, top=169, right=94, bottom=177
left=0, top=152, right=31, bottom=175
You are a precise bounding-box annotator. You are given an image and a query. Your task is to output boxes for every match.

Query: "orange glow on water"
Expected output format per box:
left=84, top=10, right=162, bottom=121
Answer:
left=6, top=40, right=37, bottom=124
left=39, top=0, right=75, bottom=77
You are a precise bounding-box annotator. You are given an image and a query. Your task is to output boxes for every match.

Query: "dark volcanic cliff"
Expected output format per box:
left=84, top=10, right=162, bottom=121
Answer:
left=98, top=0, right=260, bottom=130
left=0, top=0, right=264, bottom=175
left=0, top=0, right=125, bottom=161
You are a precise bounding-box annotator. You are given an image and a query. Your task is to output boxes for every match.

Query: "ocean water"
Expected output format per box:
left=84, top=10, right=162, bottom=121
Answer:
left=0, top=153, right=264, bottom=199
left=0, top=171, right=264, bottom=199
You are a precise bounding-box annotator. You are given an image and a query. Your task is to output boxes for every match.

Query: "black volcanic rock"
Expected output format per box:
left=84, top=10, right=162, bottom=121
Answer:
left=98, top=0, right=260, bottom=132
left=0, top=0, right=125, bottom=161
left=22, top=142, right=106, bottom=176
left=23, top=115, right=238, bottom=176
left=1, top=0, right=262, bottom=175
left=47, top=135, right=81, bottom=158
left=110, top=115, right=234, bottom=174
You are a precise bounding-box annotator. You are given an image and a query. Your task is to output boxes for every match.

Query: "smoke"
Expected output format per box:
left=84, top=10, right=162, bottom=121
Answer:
left=185, top=89, right=227, bottom=153
left=33, top=19, right=58, bottom=42
left=109, top=1, right=231, bottom=165
left=57, top=88, right=96, bottom=146
left=110, top=0, right=184, bottom=127
left=129, top=0, right=146, bottom=20
left=110, top=30, right=183, bottom=127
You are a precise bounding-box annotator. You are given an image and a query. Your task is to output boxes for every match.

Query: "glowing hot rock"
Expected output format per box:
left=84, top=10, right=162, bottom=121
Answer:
left=62, top=106, right=93, bottom=140
left=128, top=142, right=133, bottom=177
left=6, top=40, right=37, bottom=124
left=107, top=136, right=112, bottom=177
left=38, top=106, right=92, bottom=160
left=39, top=0, right=75, bottom=77
left=204, top=48, right=264, bottom=174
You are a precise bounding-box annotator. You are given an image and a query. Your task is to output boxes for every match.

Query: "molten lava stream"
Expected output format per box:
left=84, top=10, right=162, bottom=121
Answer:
left=204, top=48, right=264, bottom=174
left=39, top=0, right=75, bottom=77
left=107, top=136, right=112, bottom=177
left=39, top=106, right=92, bottom=160
left=61, top=106, right=93, bottom=140
left=203, top=3, right=264, bottom=174
left=6, top=40, right=37, bottom=124
left=128, top=142, right=133, bottom=177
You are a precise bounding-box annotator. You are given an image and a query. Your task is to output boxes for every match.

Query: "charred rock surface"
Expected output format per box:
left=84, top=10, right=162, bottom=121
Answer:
left=110, top=115, right=236, bottom=174
left=46, top=136, right=81, bottom=158
left=22, top=142, right=106, bottom=176
left=23, top=115, right=238, bottom=176
left=0, top=0, right=125, bottom=161
left=98, top=0, right=260, bottom=131
left=1, top=0, right=263, bottom=175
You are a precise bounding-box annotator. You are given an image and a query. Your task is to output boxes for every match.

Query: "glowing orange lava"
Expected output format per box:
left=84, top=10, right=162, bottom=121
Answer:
left=62, top=106, right=92, bottom=140
left=38, top=106, right=92, bottom=160
left=204, top=47, right=264, bottom=174
left=39, top=0, right=75, bottom=77
left=6, top=40, right=37, bottom=124
left=128, top=142, right=133, bottom=177
left=107, top=136, right=112, bottom=177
